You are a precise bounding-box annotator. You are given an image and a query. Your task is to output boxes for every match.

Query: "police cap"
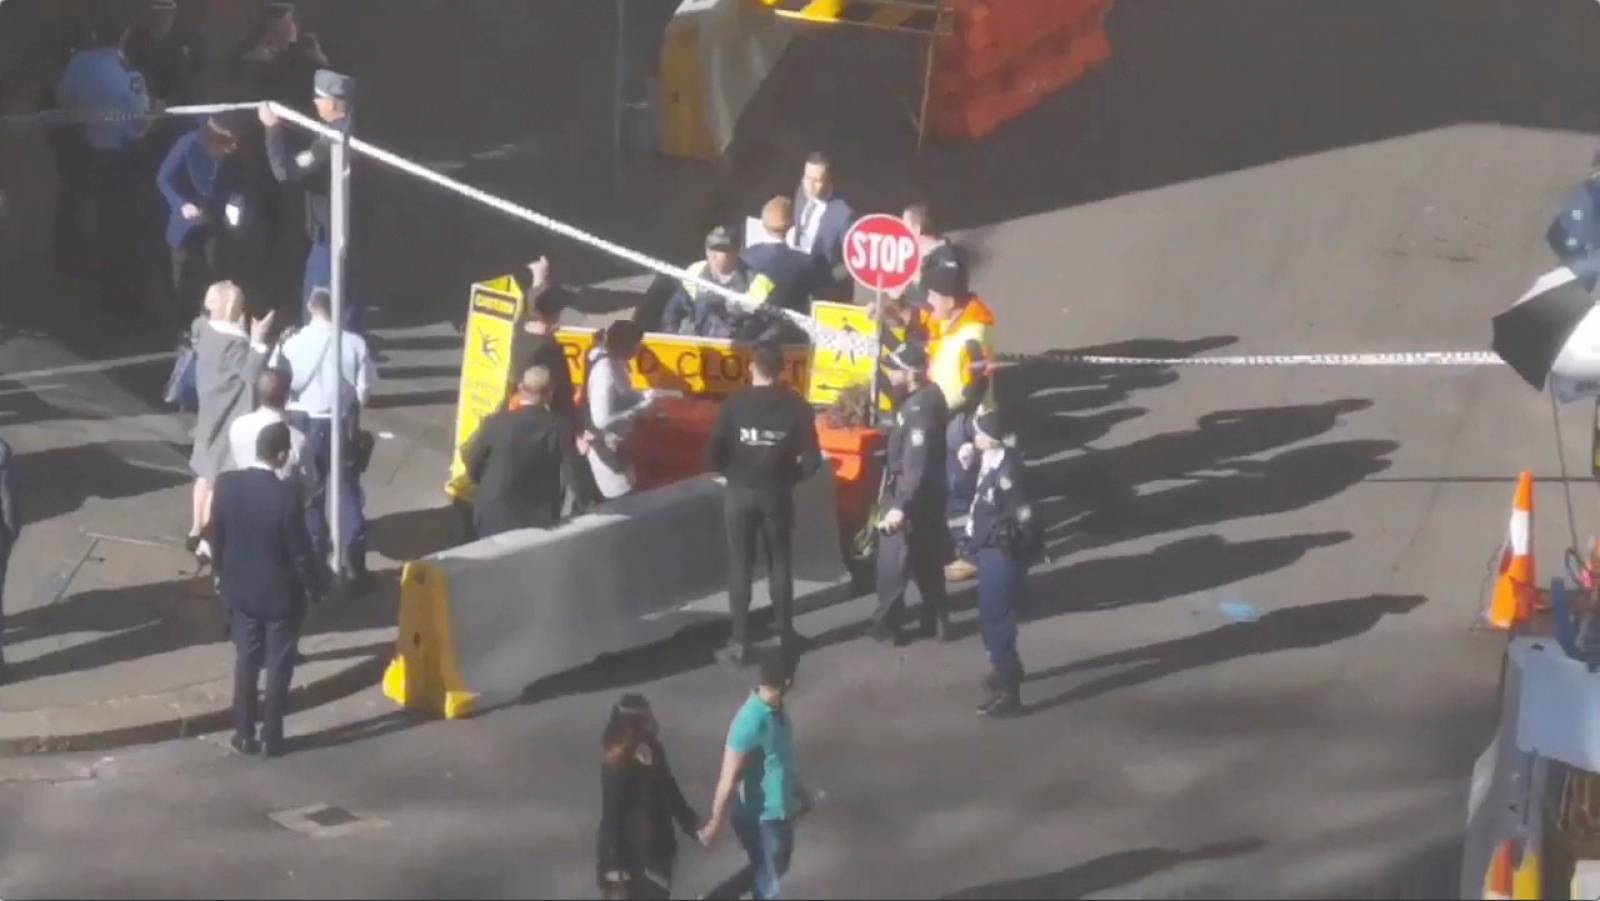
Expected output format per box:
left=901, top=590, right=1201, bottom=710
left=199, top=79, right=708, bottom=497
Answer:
left=705, top=225, right=736, bottom=252
left=314, top=69, right=355, bottom=102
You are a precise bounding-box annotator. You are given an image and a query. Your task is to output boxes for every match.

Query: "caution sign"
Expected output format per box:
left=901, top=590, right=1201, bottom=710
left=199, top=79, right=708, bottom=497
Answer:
left=806, top=301, right=877, bottom=406
left=555, top=328, right=810, bottom=398
left=446, top=277, right=523, bottom=501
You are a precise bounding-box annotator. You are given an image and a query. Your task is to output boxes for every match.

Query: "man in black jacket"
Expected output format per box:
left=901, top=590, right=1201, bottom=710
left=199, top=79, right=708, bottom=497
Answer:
left=211, top=423, right=323, bottom=757
left=742, top=197, right=817, bottom=315
left=707, top=344, right=823, bottom=666
left=465, top=365, right=592, bottom=538
left=0, top=438, right=17, bottom=682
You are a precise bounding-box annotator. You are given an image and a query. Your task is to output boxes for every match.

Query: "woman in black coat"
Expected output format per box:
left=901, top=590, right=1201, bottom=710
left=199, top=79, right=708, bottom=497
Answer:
left=597, top=694, right=701, bottom=900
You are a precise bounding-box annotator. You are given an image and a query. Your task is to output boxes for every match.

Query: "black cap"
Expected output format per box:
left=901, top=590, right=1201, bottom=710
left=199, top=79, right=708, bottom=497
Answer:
left=973, top=409, right=1001, bottom=442
left=204, top=115, right=237, bottom=140
left=612, top=693, right=651, bottom=716
left=922, top=243, right=969, bottom=298
left=884, top=340, right=929, bottom=373
left=706, top=225, right=736, bottom=251
left=314, top=69, right=355, bottom=101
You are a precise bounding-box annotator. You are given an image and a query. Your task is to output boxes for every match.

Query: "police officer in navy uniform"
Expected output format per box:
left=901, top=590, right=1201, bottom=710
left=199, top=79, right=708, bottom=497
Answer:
left=871, top=341, right=953, bottom=644
left=257, top=68, right=358, bottom=330
left=965, top=409, right=1041, bottom=719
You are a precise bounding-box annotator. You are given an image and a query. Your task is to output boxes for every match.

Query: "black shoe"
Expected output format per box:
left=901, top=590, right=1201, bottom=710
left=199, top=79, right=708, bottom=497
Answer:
left=869, top=620, right=898, bottom=645
left=918, top=616, right=953, bottom=642
left=936, top=616, right=955, bottom=643
left=975, top=688, right=1001, bottom=715
left=291, top=651, right=309, bottom=666
left=779, top=630, right=814, bottom=654
left=979, top=692, right=1023, bottom=719
left=344, top=568, right=376, bottom=596
left=260, top=739, right=286, bottom=759
left=716, top=644, right=754, bottom=668
left=184, top=534, right=202, bottom=553
left=229, top=733, right=261, bottom=755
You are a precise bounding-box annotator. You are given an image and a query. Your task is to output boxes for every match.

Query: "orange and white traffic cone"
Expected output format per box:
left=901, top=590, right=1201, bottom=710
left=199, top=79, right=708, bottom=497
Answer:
left=1487, top=471, right=1535, bottom=630
left=1484, top=839, right=1514, bottom=900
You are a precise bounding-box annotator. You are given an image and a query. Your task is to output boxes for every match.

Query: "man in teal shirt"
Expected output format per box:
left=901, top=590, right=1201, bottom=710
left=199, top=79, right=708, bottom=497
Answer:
left=699, top=651, right=812, bottom=900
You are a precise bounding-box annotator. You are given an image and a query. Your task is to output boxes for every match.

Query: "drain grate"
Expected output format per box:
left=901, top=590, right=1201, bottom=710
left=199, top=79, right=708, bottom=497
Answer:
left=269, top=802, right=389, bottom=838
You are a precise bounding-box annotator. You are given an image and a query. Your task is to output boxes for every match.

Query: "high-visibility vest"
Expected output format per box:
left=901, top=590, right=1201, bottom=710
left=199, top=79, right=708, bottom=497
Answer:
left=680, top=260, right=775, bottom=307
left=928, top=296, right=997, bottom=412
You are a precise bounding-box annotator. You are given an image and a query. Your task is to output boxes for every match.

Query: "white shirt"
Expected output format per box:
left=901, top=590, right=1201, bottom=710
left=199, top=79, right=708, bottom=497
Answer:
left=274, top=318, right=375, bottom=418
left=585, top=350, right=651, bottom=499
left=790, top=196, right=827, bottom=255
left=228, top=407, right=314, bottom=493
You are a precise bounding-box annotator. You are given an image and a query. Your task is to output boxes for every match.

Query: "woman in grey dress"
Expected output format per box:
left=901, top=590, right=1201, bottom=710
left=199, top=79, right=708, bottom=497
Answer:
left=188, top=281, right=274, bottom=562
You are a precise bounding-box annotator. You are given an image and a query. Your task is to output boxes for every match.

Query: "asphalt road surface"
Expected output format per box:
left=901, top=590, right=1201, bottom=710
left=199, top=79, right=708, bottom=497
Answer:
left=7, top=0, right=1600, bottom=897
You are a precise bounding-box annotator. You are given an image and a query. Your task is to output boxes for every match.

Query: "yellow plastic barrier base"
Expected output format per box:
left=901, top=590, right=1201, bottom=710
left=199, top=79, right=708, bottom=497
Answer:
left=384, top=562, right=477, bottom=720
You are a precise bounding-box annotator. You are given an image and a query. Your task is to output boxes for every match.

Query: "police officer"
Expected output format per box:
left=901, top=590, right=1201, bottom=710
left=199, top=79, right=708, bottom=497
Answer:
left=257, top=68, right=358, bottom=330
left=965, top=410, right=1040, bottom=719
left=871, top=341, right=953, bottom=644
left=707, top=343, right=824, bottom=667
left=53, top=11, right=156, bottom=317
left=661, top=226, right=775, bottom=339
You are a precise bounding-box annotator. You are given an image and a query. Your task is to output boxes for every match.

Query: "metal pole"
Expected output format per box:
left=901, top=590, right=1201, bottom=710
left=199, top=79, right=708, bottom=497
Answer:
left=915, top=1, right=942, bottom=156
left=328, top=108, right=353, bottom=585
left=613, top=0, right=627, bottom=186
left=870, top=273, right=885, bottom=418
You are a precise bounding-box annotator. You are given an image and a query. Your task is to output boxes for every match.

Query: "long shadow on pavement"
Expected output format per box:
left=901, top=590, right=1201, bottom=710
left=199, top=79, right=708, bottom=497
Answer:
left=943, top=838, right=1266, bottom=900
left=9, top=439, right=190, bottom=523
left=1021, top=593, right=1426, bottom=715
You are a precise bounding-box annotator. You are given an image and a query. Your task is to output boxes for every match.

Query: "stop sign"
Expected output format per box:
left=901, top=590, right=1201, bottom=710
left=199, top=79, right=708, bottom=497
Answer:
left=842, top=214, right=921, bottom=294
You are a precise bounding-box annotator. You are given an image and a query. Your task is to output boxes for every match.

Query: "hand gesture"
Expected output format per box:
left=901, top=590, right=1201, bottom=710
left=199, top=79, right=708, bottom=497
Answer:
left=696, top=821, right=720, bottom=848
left=957, top=442, right=976, bottom=470
left=527, top=256, right=551, bottom=289
left=180, top=203, right=204, bottom=222
left=878, top=508, right=906, bottom=534
left=249, top=309, right=276, bottom=345
left=257, top=105, right=280, bottom=128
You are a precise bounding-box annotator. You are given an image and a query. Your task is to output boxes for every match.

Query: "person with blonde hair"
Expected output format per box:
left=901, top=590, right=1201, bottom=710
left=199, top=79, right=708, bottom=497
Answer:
left=190, top=281, right=274, bottom=563
left=742, top=196, right=816, bottom=314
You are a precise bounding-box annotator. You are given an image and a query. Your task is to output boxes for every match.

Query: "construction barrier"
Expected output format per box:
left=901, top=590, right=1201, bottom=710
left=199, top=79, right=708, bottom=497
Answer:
left=446, top=276, right=525, bottom=502
left=1487, top=471, right=1538, bottom=631
left=660, top=0, right=798, bottom=160
left=928, top=0, right=1113, bottom=141
left=383, top=466, right=850, bottom=718
left=553, top=326, right=811, bottom=398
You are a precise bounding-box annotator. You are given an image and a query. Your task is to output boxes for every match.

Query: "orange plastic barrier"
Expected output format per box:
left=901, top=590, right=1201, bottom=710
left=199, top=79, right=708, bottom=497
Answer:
left=929, top=0, right=1113, bottom=142
left=633, top=396, right=722, bottom=492
left=816, top=417, right=886, bottom=539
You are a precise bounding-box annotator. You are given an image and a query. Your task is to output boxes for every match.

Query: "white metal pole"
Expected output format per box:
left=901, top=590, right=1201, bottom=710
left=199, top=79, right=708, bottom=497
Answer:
left=328, top=113, right=352, bottom=584
left=870, top=273, right=884, bottom=419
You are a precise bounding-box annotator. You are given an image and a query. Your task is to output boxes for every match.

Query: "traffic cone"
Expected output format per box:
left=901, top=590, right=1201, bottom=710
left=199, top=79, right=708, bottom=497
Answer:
left=1488, top=471, right=1535, bottom=630
left=1484, top=840, right=1514, bottom=900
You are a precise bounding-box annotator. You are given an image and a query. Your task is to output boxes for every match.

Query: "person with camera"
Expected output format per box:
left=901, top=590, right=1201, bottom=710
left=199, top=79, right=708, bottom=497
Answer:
left=870, top=341, right=953, bottom=645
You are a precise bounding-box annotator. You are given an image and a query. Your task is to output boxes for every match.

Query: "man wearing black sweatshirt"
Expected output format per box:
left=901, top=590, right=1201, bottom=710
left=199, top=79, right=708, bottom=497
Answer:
left=708, top=344, right=823, bottom=667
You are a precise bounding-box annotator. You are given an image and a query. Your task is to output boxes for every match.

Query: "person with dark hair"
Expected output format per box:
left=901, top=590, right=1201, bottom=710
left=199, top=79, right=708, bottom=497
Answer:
left=789, top=152, right=856, bottom=302
left=707, top=343, right=822, bottom=666
left=892, top=201, right=948, bottom=312
left=596, top=694, right=700, bottom=900
left=227, top=367, right=312, bottom=498
left=584, top=320, right=663, bottom=499
left=465, top=365, right=592, bottom=536
left=508, top=257, right=577, bottom=425
left=699, top=649, right=812, bottom=901
left=157, top=115, right=243, bottom=326
left=210, top=420, right=323, bottom=757
left=230, top=1, right=328, bottom=113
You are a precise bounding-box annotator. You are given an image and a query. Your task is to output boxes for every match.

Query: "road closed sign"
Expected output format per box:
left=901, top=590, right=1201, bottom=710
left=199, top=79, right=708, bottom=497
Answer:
left=843, top=214, right=921, bottom=294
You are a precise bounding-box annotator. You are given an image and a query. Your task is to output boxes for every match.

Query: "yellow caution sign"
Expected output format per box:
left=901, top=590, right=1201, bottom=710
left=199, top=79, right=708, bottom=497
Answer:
left=806, top=301, right=878, bottom=406
left=760, top=0, right=948, bottom=35
left=445, top=277, right=524, bottom=502
left=554, top=327, right=810, bottom=398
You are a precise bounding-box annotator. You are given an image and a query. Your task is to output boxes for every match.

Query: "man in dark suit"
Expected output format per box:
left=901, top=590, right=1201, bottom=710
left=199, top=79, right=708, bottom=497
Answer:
left=0, top=438, right=17, bottom=683
left=743, top=196, right=817, bottom=315
left=790, top=152, right=857, bottom=302
left=464, top=365, right=592, bottom=538
left=211, top=422, right=323, bottom=757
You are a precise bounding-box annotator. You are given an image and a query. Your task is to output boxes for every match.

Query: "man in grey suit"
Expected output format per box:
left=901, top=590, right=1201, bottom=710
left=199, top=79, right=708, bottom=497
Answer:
left=0, top=437, right=16, bottom=683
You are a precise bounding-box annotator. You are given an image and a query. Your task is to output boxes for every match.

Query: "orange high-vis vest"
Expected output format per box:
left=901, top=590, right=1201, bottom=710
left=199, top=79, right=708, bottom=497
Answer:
left=927, top=296, right=997, bottom=411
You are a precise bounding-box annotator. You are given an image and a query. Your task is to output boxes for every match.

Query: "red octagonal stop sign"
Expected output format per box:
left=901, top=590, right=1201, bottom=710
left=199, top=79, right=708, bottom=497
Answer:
left=843, top=214, right=921, bottom=294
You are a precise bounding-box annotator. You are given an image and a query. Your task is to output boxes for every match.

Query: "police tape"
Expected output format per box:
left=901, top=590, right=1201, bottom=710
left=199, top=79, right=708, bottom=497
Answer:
left=0, top=101, right=1521, bottom=372
left=995, top=350, right=1507, bottom=367
left=0, top=102, right=262, bottom=126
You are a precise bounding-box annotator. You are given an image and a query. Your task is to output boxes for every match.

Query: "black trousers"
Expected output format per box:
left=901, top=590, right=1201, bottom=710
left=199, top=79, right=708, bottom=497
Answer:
left=874, top=515, right=948, bottom=630
left=724, top=484, right=795, bottom=649
left=0, top=544, right=9, bottom=658
left=171, top=228, right=220, bottom=325
left=232, top=611, right=300, bottom=747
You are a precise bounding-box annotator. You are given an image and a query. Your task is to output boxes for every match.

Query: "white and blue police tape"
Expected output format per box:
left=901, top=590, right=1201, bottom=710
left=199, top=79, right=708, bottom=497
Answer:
left=0, top=102, right=262, bottom=126
left=998, top=350, right=1506, bottom=367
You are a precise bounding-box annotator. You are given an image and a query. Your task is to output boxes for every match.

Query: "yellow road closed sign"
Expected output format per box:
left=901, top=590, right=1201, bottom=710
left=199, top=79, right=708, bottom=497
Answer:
left=446, top=277, right=523, bottom=502
left=806, top=300, right=877, bottom=406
